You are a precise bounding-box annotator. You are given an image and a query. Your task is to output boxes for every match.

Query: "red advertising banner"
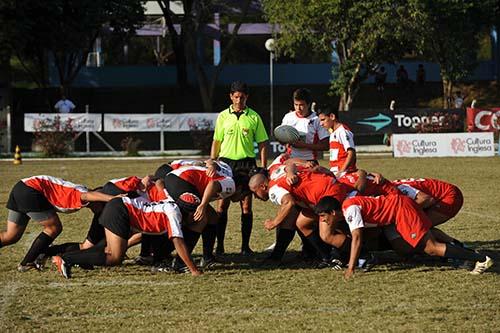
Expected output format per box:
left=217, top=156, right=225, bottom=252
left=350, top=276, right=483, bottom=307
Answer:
left=466, top=107, right=500, bottom=132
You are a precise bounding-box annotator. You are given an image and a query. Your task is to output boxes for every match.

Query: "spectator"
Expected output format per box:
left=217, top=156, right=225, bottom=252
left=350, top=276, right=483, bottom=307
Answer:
left=396, top=65, right=409, bottom=89
left=374, top=66, right=387, bottom=92
left=416, top=64, right=426, bottom=86
left=54, top=95, right=76, bottom=113
left=454, top=91, right=466, bottom=109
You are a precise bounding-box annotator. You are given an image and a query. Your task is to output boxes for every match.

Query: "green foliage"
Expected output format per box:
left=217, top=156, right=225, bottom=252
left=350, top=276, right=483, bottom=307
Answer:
left=262, top=0, right=415, bottom=111
left=33, top=116, right=75, bottom=157
left=0, top=0, right=145, bottom=89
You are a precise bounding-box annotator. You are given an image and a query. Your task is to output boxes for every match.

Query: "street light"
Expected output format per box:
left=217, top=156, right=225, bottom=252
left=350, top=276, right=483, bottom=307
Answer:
left=265, top=38, right=275, bottom=134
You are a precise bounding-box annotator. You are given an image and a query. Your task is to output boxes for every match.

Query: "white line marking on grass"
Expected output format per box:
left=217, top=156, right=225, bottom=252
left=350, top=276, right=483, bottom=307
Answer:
left=461, top=210, right=500, bottom=222
left=48, top=280, right=182, bottom=288
left=0, top=282, right=19, bottom=319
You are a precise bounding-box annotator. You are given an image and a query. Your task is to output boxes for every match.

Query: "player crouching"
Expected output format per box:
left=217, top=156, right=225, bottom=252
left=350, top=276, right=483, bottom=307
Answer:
left=314, top=194, right=493, bottom=279
left=53, top=193, right=203, bottom=278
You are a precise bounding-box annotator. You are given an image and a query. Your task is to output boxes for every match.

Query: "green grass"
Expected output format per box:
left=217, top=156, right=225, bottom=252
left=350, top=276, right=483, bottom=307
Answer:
left=1, top=157, right=499, bottom=332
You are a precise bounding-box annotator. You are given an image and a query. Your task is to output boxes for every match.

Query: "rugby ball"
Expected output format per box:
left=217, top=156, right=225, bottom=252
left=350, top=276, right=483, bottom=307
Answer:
left=273, top=125, right=301, bottom=144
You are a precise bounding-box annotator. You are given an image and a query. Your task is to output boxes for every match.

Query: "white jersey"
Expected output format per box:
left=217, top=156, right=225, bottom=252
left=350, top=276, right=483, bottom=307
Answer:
left=281, top=111, right=329, bottom=160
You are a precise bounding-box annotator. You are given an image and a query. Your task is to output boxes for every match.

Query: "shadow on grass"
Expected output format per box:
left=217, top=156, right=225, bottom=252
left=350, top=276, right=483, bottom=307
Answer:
left=198, top=240, right=500, bottom=275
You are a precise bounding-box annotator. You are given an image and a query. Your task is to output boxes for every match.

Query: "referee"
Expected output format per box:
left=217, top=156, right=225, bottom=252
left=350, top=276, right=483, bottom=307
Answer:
left=210, top=81, right=268, bottom=256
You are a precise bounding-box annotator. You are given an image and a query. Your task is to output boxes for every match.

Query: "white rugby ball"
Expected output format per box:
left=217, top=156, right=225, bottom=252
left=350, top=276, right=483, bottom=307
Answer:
left=273, top=125, right=301, bottom=144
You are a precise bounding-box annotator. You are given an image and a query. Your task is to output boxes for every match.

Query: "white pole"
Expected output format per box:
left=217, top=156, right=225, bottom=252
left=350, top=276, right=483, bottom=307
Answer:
left=85, top=104, right=90, bottom=153
left=270, top=51, right=274, bottom=133
left=160, top=104, right=165, bottom=152
left=6, top=105, right=11, bottom=153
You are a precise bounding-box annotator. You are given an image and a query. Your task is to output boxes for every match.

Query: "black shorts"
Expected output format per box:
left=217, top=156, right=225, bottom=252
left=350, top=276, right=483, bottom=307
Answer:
left=219, top=157, right=256, bottom=175
left=86, top=214, right=106, bottom=245
left=101, top=182, right=140, bottom=198
left=98, top=198, right=130, bottom=239
left=164, top=173, right=200, bottom=201
left=6, top=181, right=54, bottom=213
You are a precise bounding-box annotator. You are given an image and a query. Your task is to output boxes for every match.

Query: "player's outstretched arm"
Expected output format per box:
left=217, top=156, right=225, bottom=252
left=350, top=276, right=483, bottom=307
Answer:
left=81, top=191, right=124, bottom=203
left=345, top=228, right=363, bottom=280
left=264, top=193, right=295, bottom=230
left=172, top=237, right=202, bottom=276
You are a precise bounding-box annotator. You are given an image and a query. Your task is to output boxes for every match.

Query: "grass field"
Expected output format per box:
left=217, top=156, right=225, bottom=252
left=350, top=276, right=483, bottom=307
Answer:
left=0, top=156, right=499, bottom=332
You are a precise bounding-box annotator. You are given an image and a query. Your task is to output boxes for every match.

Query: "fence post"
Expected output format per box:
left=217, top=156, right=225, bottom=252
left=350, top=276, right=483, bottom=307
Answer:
left=85, top=104, right=90, bottom=153
left=160, top=104, right=165, bottom=152
left=6, top=105, right=11, bottom=153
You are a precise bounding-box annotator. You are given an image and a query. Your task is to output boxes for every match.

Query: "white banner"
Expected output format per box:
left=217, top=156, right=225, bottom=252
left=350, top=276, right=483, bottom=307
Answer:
left=24, top=113, right=102, bottom=132
left=103, top=113, right=218, bottom=132
left=393, top=132, right=495, bottom=157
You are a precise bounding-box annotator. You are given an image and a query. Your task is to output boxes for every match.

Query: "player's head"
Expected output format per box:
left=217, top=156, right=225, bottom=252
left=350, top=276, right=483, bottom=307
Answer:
left=293, top=88, right=312, bottom=114
left=316, top=104, right=339, bottom=129
left=230, top=81, right=249, bottom=111
left=314, top=196, right=342, bottom=225
left=152, top=163, right=173, bottom=181
left=248, top=173, right=269, bottom=201
left=176, top=192, right=201, bottom=213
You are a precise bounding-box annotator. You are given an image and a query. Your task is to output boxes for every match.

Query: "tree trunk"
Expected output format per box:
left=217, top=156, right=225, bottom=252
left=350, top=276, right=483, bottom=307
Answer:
left=0, top=52, right=11, bottom=108
left=442, top=76, right=453, bottom=109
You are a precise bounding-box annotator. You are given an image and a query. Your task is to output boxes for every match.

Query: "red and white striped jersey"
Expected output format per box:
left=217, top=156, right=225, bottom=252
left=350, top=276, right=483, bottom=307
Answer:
left=329, top=124, right=357, bottom=174
left=108, top=176, right=142, bottom=193
left=337, top=172, right=399, bottom=197
left=145, top=185, right=169, bottom=202
left=171, top=159, right=233, bottom=177
left=268, top=153, right=290, bottom=174
left=171, top=165, right=235, bottom=199
left=281, top=111, right=329, bottom=160
left=122, top=196, right=183, bottom=238
left=268, top=167, right=353, bottom=208
left=391, top=178, right=455, bottom=201
left=22, top=175, right=88, bottom=213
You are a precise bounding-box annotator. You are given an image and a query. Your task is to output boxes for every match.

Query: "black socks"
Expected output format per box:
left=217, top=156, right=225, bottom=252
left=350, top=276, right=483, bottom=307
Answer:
left=241, top=213, right=253, bottom=251
left=202, top=224, right=217, bottom=259
left=45, top=242, right=81, bottom=256
left=21, top=232, right=54, bottom=265
left=270, top=228, right=295, bottom=260
left=444, top=243, right=486, bottom=262
left=216, top=211, right=228, bottom=253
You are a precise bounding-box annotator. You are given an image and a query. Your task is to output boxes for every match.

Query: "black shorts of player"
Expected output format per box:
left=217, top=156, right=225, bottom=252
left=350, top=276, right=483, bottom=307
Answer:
left=101, top=182, right=140, bottom=199
left=219, top=157, right=256, bottom=176
left=85, top=215, right=106, bottom=245
left=164, top=173, right=200, bottom=201
left=6, top=181, right=54, bottom=213
left=98, top=198, right=130, bottom=239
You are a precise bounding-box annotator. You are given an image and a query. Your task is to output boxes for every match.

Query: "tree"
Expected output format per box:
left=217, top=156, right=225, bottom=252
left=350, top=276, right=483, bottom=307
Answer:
left=0, top=0, right=145, bottom=94
left=409, top=0, right=498, bottom=108
left=262, top=0, right=413, bottom=111
left=157, top=0, right=254, bottom=112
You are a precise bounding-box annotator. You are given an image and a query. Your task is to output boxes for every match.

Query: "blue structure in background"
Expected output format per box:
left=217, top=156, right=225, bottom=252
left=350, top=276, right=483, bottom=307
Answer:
left=49, top=60, right=496, bottom=88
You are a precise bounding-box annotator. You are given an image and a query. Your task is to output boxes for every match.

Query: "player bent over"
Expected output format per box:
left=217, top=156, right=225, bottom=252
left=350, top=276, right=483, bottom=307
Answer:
left=314, top=194, right=493, bottom=279
left=53, top=194, right=203, bottom=278
left=1, top=175, right=118, bottom=271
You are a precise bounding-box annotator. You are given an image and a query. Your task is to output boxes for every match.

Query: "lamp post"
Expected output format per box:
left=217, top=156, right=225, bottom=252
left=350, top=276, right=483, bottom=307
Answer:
left=265, top=38, right=275, bottom=134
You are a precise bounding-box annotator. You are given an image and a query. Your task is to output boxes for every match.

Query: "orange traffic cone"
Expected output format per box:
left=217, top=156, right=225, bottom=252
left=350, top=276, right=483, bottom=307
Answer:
left=13, top=145, right=22, bottom=165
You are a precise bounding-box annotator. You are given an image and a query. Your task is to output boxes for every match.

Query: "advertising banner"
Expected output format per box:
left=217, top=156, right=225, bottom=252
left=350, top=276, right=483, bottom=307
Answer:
left=103, top=113, right=218, bottom=132
left=393, top=132, right=495, bottom=157
left=466, top=107, right=500, bottom=132
left=341, top=108, right=464, bottom=135
left=24, top=113, right=102, bottom=132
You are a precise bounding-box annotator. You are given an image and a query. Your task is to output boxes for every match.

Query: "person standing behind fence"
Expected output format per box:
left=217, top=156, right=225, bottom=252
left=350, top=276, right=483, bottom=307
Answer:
left=54, top=95, right=76, bottom=113
left=210, top=81, right=268, bottom=256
